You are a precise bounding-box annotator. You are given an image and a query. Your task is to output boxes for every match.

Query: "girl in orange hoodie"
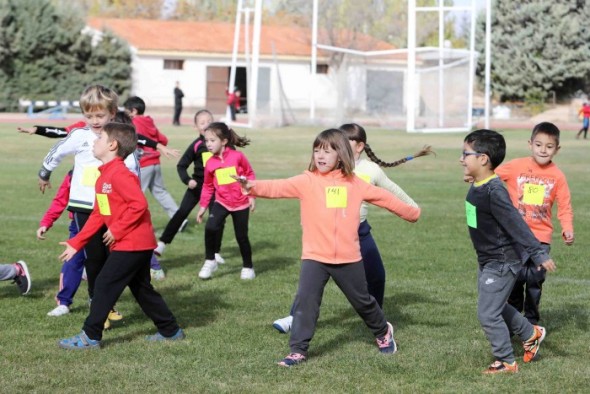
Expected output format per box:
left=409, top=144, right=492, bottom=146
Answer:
left=234, top=128, right=421, bottom=367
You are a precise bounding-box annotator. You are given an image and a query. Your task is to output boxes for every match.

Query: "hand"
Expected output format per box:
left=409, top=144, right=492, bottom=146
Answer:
left=562, top=231, right=574, bottom=246
left=59, top=241, right=78, bottom=262
left=36, top=226, right=48, bottom=240
left=102, top=229, right=115, bottom=247
left=463, top=175, right=474, bottom=183
left=196, top=207, right=206, bottom=224
left=540, top=259, right=556, bottom=273
left=17, top=126, right=37, bottom=135
left=249, top=198, right=256, bottom=212
left=156, top=143, right=180, bottom=159
left=230, top=175, right=253, bottom=193
left=188, top=179, right=197, bottom=189
left=38, top=178, right=51, bottom=194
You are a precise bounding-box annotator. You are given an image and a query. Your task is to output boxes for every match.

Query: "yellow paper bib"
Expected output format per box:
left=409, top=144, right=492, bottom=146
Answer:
left=82, top=166, right=100, bottom=187
left=326, top=186, right=347, bottom=208
left=522, top=183, right=545, bottom=206
left=215, top=167, right=238, bottom=185
left=96, top=194, right=111, bottom=215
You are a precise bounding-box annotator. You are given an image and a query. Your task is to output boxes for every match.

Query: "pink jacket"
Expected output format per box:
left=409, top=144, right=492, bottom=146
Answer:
left=250, top=170, right=420, bottom=264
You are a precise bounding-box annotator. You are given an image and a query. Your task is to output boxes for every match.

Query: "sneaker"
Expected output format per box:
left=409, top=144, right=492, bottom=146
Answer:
left=108, top=308, right=123, bottom=322
left=523, top=325, right=546, bottom=363
left=146, top=328, right=185, bottom=341
left=47, top=305, right=70, bottom=317
left=104, top=318, right=111, bottom=330
left=58, top=331, right=101, bottom=350
left=179, top=219, right=189, bottom=233
left=150, top=268, right=166, bottom=281
left=81, top=268, right=87, bottom=281
left=215, top=253, right=225, bottom=264
left=375, top=322, right=397, bottom=354
left=278, top=353, right=306, bottom=367
left=482, top=360, right=519, bottom=374
left=273, top=315, right=293, bottom=334
left=198, top=260, right=218, bottom=279
left=240, top=267, right=255, bottom=280
left=154, top=241, right=166, bottom=257
left=13, top=260, right=31, bottom=295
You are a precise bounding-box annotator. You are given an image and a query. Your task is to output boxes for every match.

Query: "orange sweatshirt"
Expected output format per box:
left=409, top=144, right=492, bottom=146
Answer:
left=495, top=157, right=573, bottom=244
left=250, top=170, right=420, bottom=264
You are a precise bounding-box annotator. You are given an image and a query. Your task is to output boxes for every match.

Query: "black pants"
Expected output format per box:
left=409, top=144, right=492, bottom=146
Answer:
left=173, top=106, right=182, bottom=125
left=205, top=203, right=251, bottom=268
left=73, top=211, right=109, bottom=299
left=229, top=105, right=236, bottom=121
left=159, top=187, right=224, bottom=251
left=83, top=250, right=179, bottom=340
left=507, top=246, right=549, bottom=325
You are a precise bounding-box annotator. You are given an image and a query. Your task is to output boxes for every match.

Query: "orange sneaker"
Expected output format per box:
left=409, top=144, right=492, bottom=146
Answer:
left=482, top=360, right=519, bottom=374
left=523, top=325, right=546, bottom=363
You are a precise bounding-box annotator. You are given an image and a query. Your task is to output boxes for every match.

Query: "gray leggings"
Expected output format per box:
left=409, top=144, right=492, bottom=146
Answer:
left=289, top=259, right=388, bottom=356
left=0, top=264, right=17, bottom=281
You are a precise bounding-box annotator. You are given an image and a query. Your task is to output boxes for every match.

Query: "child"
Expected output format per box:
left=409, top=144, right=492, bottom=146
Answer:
left=196, top=122, right=255, bottom=280
left=58, top=122, right=184, bottom=349
left=495, top=122, right=574, bottom=325
left=461, top=129, right=556, bottom=374
left=37, top=170, right=86, bottom=317
left=234, top=128, right=421, bottom=367
left=0, top=261, right=31, bottom=295
left=272, top=123, right=431, bottom=334
left=123, top=96, right=179, bottom=219
left=37, top=85, right=139, bottom=321
left=155, top=110, right=225, bottom=264
left=226, top=88, right=241, bottom=121
left=576, top=102, right=590, bottom=139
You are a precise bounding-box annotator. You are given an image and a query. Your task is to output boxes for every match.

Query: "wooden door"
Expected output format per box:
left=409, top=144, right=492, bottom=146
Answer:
left=206, top=67, right=229, bottom=114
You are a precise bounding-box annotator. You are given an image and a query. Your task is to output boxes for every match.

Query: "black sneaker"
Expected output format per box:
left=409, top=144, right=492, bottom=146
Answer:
left=13, top=260, right=31, bottom=295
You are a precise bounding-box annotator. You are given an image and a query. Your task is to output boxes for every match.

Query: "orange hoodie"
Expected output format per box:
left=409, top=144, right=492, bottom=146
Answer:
left=250, top=170, right=420, bottom=264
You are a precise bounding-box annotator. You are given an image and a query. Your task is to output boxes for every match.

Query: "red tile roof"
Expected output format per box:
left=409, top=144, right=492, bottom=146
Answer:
left=87, top=17, right=396, bottom=57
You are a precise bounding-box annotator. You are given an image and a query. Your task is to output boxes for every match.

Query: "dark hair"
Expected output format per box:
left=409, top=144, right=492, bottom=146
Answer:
left=308, top=129, right=355, bottom=177
left=531, top=121, right=560, bottom=145
left=205, top=122, right=250, bottom=148
left=113, top=110, right=133, bottom=125
left=103, top=122, right=137, bottom=158
left=339, top=123, right=435, bottom=167
left=463, top=129, right=506, bottom=170
left=194, top=109, right=214, bottom=125
left=123, top=96, right=146, bottom=115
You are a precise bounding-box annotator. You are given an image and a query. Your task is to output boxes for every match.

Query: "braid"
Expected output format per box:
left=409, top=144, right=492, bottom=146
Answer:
left=364, top=144, right=435, bottom=168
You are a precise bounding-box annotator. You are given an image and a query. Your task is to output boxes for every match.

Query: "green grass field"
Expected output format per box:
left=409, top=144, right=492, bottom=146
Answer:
left=0, top=121, right=588, bottom=393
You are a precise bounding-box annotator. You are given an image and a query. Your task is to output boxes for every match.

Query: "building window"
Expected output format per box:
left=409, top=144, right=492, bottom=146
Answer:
left=164, top=59, right=184, bottom=70
left=316, top=64, right=329, bottom=74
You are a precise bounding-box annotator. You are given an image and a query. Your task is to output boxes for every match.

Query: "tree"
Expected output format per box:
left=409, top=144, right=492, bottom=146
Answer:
left=476, top=0, right=590, bottom=102
left=0, top=0, right=132, bottom=111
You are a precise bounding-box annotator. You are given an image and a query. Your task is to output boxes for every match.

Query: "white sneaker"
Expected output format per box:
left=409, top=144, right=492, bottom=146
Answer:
left=215, top=253, right=225, bottom=264
left=47, top=305, right=70, bottom=317
left=81, top=268, right=87, bottom=281
left=240, top=267, right=255, bottom=280
left=273, top=315, right=293, bottom=334
left=154, top=241, right=166, bottom=257
left=150, top=268, right=166, bottom=281
left=198, top=260, right=218, bottom=279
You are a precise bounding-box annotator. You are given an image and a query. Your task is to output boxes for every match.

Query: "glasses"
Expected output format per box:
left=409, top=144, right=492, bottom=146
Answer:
left=461, top=151, right=483, bottom=159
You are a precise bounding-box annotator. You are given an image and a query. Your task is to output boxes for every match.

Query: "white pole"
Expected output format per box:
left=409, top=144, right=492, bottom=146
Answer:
left=466, top=0, right=477, bottom=129
left=310, top=0, right=319, bottom=121
left=249, top=0, right=263, bottom=126
left=245, top=7, right=251, bottom=121
left=407, top=0, right=417, bottom=132
left=484, top=0, right=492, bottom=129
left=438, top=1, right=444, bottom=128
left=228, top=0, right=243, bottom=122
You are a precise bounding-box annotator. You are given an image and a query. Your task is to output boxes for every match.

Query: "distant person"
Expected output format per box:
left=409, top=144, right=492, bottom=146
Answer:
left=226, top=88, right=241, bottom=121
left=173, top=81, right=184, bottom=126
left=0, top=261, right=31, bottom=295
left=576, top=102, right=590, bottom=139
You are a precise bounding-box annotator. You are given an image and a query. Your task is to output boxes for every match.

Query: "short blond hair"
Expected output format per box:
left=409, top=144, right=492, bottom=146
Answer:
left=79, top=85, right=118, bottom=115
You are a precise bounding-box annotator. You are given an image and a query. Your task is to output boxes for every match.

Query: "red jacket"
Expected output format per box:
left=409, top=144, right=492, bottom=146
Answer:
left=68, top=157, right=157, bottom=252
left=200, top=148, right=255, bottom=211
left=132, top=115, right=168, bottom=167
left=40, top=171, right=72, bottom=229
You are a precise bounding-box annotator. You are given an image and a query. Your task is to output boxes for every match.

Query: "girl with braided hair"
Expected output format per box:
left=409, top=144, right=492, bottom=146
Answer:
left=271, top=123, right=434, bottom=334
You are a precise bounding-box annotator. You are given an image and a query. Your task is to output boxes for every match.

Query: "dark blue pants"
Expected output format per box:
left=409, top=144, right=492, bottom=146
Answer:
left=55, top=220, right=85, bottom=306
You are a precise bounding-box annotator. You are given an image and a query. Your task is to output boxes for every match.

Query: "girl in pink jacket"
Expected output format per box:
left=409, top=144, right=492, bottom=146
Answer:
left=235, top=128, right=421, bottom=367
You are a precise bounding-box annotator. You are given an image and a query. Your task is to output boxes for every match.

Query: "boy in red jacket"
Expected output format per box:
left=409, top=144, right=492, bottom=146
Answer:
left=58, top=122, right=184, bottom=349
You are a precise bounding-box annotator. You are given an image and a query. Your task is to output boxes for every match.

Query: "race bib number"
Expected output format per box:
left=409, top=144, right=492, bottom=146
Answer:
left=522, top=183, right=545, bottom=206
left=356, top=173, right=371, bottom=184
left=326, top=186, right=347, bottom=208
left=465, top=201, right=477, bottom=228
left=215, top=167, right=237, bottom=185
left=96, top=194, right=111, bottom=216
left=202, top=152, right=212, bottom=166
left=82, top=166, right=100, bottom=186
